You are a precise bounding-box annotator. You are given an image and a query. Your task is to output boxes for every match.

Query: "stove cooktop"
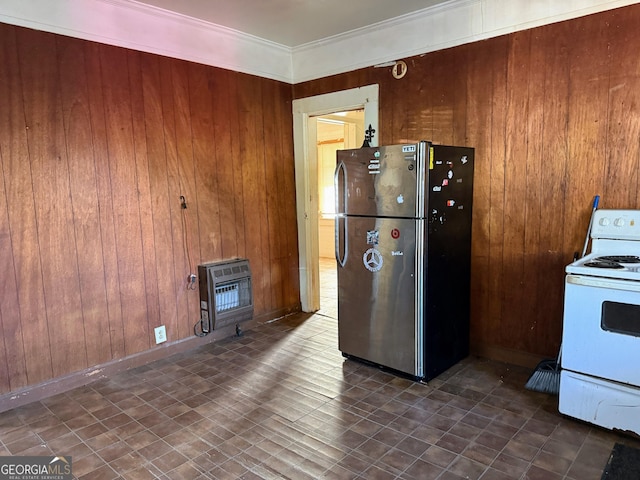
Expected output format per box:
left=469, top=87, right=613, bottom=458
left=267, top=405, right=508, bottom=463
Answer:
left=566, top=210, right=640, bottom=281
left=583, top=255, right=640, bottom=269
left=596, top=255, right=640, bottom=263
left=567, top=253, right=640, bottom=281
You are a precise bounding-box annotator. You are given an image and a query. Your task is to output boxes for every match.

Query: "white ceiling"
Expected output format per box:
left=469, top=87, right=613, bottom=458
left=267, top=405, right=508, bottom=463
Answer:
left=134, top=0, right=450, bottom=47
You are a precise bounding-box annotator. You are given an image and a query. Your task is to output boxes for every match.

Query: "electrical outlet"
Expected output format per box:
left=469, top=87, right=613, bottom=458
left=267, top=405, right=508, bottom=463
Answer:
left=154, top=325, right=167, bottom=344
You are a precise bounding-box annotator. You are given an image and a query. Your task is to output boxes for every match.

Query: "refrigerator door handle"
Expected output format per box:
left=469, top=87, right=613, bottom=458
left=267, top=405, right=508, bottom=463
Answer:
left=334, top=160, right=347, bottom=214
left=335, top=216, right=348, bottom=267
left=334, top=161, right=348, bottom=267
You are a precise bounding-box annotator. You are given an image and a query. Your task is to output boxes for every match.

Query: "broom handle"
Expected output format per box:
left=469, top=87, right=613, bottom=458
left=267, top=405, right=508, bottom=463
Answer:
left=581, top=195, right=600, bottom=258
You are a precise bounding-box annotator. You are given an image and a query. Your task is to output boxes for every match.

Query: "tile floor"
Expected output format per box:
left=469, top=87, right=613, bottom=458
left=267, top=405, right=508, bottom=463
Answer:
left=0, top=259, right=638, bottom=479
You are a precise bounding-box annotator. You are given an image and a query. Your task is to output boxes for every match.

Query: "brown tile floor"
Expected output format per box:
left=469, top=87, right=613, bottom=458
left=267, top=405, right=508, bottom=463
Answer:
left=0, top=260, right=638, bottom=479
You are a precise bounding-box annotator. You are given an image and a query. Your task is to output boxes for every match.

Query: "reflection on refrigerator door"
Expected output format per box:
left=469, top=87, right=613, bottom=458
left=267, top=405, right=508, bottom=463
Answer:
left=337, top=216, right=421, bottom=377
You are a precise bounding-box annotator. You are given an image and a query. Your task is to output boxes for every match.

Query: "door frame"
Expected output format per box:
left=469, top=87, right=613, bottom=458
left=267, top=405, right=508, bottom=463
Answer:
left=292, top=85, right=379, bottom=312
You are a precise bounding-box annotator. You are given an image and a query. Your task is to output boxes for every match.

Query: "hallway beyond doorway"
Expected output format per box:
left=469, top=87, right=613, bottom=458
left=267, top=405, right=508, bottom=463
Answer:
left=318, top=257, right=337, bottom=319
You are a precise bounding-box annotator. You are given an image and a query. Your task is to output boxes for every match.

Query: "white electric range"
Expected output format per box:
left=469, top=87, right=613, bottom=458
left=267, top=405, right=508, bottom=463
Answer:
left=559, top=209, right=640, bottom=436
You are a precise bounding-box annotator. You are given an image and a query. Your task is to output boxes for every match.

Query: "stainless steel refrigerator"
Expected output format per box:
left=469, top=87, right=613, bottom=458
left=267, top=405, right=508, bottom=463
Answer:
left=335, top=141, right=474, bottom=381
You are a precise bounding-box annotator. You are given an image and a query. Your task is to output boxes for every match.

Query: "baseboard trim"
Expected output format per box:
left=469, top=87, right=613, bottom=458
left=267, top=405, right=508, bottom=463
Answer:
left=0, top=308, right=295, bottom=414
left=471, top=342, right=547, bottom=370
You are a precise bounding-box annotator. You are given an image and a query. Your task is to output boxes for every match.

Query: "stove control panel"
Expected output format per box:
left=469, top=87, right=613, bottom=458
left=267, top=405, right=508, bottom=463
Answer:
left=592, top=209, right=640, bottom=240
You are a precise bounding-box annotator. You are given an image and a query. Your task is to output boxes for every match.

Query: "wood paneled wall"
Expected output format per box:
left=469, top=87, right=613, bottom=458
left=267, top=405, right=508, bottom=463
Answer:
left=296, top=5, right=640, bottom=362
left=0, top=24, right=300, bottom=394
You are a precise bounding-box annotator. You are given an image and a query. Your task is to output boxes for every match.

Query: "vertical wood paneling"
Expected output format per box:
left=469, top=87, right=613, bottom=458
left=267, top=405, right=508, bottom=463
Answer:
left=237, top=74, right=267, bottom=313
left=536, top=22, right=571, bottom=354
left=565, top=20, right=609, bottom=237
left=17, top=29, right=86, bottom=377
left=168, top=58, right=201, bottom=339
left=487, top=38, right=508, bottom=347
left=228, top=72, right=251, bottom=258
left=83, top=42, right=125, bottom=360
left=502, top=31, right=531, bottom=351
left=251, top=75, right=271, bottom=312
left=0, top=26, right=31, bottom=390
left=158, top=57, right=190, bottom=342
left=0, top=23, right=300, bottom=394
left=389, top=65, right=410, bottom=142
left=128, top=51, right=159, bottom=347
left=208, top=69, right=238, bottom=260
left=277, top=81, right=300, bottom=309
left=99, top=45, right=150, bottom=356
left=208, top=70, right=236, bottom=259
left=430, top=49, right=456, bottom=144
left=465, top=39, right=495, bottom=349
left=385, top=57, right=426, bottom=144
left=139, top=54, right=177, bottom=344
left=262, top=79, right=284, bottom=309
left=56, top=35, right=112, bottom=367
left=563, top=19, right=607, bottom=250
left=189, top=64, right=222, bottom=262
left=0, top=167, right=17, bottom=392
left=521, top=31, right=546, bottom=353
left=606, top=7, right=640, bottom=208
left=450, top=47, right=468, bottom=146
left=404, top=58, right=428, bottom=143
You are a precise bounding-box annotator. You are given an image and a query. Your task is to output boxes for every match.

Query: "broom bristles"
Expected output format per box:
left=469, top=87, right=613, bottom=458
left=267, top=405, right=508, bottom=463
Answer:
left=525, top=359, right=560, bottom=394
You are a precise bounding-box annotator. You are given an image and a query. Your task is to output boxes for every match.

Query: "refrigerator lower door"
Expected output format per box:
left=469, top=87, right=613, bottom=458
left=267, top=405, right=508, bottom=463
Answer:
left=337, top=215, right=424, bottom=378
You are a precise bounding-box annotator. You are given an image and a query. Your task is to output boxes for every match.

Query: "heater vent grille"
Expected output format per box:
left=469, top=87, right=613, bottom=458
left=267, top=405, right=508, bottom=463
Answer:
left=198, top=259, right=253, bottom=331
left=216, top=283, right=240, bottom=312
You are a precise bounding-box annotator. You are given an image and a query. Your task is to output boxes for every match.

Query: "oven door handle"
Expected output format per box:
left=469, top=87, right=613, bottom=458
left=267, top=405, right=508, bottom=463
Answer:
left=567, top=274, right=640, bottom=293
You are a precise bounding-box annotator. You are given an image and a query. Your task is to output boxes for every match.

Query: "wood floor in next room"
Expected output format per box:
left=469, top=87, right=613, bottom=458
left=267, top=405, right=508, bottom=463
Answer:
left=0, top=259, right=637, bottom=479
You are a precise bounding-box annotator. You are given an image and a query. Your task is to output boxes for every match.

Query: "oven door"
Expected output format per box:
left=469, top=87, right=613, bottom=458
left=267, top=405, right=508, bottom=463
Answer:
left=562, top=274, right=640, bottom=386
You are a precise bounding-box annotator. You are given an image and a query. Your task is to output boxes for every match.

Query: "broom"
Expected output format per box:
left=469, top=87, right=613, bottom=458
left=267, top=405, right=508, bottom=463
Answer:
left=525, top=350, right=561, bottom=394
left=525, top=195, right=600, bottom=394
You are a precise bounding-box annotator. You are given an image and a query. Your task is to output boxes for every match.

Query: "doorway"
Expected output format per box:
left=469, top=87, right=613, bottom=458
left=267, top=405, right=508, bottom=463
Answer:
left=292, top=85, right=379, bottom=313
left=316, top=112, right=364, bottom=317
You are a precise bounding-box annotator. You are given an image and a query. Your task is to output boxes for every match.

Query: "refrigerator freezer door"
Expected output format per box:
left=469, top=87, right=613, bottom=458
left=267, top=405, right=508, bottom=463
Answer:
left=423, top=145, right=474, bottom=379
left=337, top=215, right=424, bottom=377
left=336, top=144, right=426, bottom=218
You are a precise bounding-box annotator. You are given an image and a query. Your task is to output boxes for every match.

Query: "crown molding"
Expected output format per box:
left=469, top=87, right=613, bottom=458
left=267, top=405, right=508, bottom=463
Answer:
left=291, top=0, right=640, bottom=83
left=0, top=0, right=293, bottom=83
left=0, top=0, right=637, bottom=84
